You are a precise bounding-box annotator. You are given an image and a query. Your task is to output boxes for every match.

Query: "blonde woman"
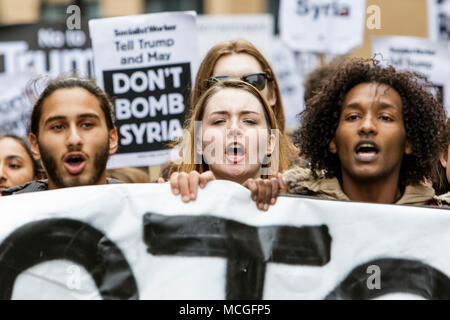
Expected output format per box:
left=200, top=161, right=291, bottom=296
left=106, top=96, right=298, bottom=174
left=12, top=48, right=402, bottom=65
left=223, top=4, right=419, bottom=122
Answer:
left=190, top=39, right=297, bottom=167
left=168, top=79, right=286, bottom=210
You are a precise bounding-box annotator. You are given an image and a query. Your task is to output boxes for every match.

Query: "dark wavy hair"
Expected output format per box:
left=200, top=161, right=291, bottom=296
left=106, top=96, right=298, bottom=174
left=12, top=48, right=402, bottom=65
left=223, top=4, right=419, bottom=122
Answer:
left=295, top=58, right=447, bottom=185
left=432, top=118, right=450, bottom=195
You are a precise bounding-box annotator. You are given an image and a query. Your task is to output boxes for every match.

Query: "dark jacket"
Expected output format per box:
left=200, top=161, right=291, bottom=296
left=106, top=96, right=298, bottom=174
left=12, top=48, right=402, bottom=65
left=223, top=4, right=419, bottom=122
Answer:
left=1, top=178, right=122, bottom=196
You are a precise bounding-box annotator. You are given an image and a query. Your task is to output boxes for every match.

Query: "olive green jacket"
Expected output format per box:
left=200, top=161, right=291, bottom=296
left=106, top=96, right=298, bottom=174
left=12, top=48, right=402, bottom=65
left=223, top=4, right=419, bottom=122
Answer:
left=282, top=167, right=449, bottom=206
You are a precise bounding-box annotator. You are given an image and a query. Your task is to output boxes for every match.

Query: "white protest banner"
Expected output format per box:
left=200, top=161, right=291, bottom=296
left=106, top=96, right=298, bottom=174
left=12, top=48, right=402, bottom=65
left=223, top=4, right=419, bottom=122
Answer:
left=196, top=14, right=274, bottom=59
left=427, top=0, right=450, bottom=50
left=0, top=73, right=34, bottom=137
left=271, top=37, right=305, bottom=128
left=279, top=0, right=366, bottom=54
left=372, top=36, right=450, bottom=113
left=0, top=181, right=449, bottom=300
left=89, top=12, right=200, bottom=169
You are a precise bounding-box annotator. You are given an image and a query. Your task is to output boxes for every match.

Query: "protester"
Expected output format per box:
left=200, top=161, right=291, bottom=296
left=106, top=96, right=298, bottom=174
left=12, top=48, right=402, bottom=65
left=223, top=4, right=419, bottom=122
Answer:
left=168, top=79, right=286, bottom=210
left=0, top=135, right=44, bottom=195
left=195, top=58, right=449, bottom=207
left=1, top=77, right=120, bottom=195
left=283, top=58, right=448, bottom=205
left=160, top=39, right=298, bottom=180
left=190, top=38, right=298, bottom=166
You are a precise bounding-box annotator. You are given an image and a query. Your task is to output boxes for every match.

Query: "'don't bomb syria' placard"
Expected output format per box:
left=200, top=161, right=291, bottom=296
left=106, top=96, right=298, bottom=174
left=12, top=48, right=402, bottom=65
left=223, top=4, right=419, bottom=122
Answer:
left=89, top=12, right=200, bottom=168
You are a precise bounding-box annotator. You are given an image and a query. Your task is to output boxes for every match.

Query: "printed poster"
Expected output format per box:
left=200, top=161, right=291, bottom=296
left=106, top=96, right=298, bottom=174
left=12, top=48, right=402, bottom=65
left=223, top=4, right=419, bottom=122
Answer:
left=89, top=12, right=200, bottom=168
left=271, top=37, right=305, bottom=128
left=372, top=36, right=450, bottom=113
left=279, top=0, right=366, bottom=54
left=0, top=21, right=92, bottom=137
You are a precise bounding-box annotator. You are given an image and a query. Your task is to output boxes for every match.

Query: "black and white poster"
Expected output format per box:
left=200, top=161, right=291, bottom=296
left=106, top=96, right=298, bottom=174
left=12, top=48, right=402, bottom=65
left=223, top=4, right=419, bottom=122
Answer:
left=0, top=21, right=92, bottom=77
left=372, top=36, right=450, bottom=113
left=279, top=0, right=366, bottom=54
left=89, top=12, right=200, bottom=168
left=0, top=21, right=92, bottom=137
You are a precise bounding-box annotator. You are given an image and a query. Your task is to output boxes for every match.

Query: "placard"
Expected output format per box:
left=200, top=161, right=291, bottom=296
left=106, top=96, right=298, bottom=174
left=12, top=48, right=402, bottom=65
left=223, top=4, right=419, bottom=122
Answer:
left=89, top=12, right=200, bottom=168
left=372, top=36, right=450, bottom=112
left=196, top=14, right=274, bottom=59
left=279, top=0, right=366, bottom=54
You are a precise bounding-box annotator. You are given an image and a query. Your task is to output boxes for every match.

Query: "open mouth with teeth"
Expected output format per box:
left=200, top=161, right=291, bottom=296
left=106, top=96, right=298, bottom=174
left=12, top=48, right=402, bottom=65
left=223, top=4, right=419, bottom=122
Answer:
left=225, top=142, right=245, bottom=164
left=64, top=154, right=86, bottom=175
left=354, top=142, right=379, bottom=162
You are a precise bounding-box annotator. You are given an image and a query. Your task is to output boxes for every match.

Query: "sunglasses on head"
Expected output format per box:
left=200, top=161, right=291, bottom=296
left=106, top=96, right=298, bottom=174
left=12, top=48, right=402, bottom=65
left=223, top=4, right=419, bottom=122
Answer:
left=207, top=72, right=272, bottom=91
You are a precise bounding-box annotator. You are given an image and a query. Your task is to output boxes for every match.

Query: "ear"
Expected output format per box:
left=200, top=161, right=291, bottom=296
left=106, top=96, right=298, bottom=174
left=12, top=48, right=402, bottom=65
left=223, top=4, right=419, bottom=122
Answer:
left=109, top=128, right=118, bottom=155
left=440, top=151, right=448, bottom=169
left=267, top=86, right=277, bottom=107
left=404, top=140, right=412, bottom=155
left=328, top=138, right=337, bottom=154
left=29, top=133, right=41, bottom=161
left=266, top=132, right=276, bottom=157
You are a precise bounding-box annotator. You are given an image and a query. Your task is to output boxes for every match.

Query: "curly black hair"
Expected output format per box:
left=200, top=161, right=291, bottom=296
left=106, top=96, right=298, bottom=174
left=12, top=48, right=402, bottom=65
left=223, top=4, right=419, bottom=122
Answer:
left=431, top=118, right=450, bottom=195
left=295, top=57, right=447, bottom=185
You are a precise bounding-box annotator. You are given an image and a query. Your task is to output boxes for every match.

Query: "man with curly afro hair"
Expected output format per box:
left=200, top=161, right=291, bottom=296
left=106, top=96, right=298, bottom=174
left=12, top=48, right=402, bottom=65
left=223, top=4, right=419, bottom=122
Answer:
left=282, top=57, right=448, bottom=205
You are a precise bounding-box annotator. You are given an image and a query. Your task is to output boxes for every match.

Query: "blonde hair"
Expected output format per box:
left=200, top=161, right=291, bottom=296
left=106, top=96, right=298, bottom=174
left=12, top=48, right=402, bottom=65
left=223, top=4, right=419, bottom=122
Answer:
left=178, top=79, right=287, bottom=178
left=190, top=38, right=298, bottom=165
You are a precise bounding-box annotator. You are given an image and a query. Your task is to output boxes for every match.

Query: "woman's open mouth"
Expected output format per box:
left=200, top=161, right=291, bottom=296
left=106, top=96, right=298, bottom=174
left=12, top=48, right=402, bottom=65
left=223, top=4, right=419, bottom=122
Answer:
left=225, top=142, right=245, bottom=164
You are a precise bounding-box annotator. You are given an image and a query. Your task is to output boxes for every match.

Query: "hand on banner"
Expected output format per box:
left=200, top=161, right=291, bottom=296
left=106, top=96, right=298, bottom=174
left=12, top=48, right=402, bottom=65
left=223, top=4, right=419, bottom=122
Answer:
left=169, top=171, right=216, bottom=202
left=157, top=177, right=165, bottom=183
left=243, top=173, right=287, bottom=211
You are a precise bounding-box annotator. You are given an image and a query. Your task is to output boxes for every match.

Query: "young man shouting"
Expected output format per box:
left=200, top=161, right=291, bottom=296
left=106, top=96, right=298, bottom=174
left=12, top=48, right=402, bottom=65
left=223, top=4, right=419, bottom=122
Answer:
left=282, top=58, right=447, bottom=205
left=2, top=77, right=119, bottom=195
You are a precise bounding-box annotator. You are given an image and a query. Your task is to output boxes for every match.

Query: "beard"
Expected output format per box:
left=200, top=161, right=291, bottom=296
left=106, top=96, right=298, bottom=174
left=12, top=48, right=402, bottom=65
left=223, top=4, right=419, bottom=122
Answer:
left=39, top=140, right=110, bottom=189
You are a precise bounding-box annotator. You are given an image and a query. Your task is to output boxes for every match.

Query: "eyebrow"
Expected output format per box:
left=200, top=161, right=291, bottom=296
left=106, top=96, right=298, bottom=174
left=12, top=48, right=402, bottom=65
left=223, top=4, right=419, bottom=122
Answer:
left=6, top=155, right=24, bottom=161
left=44, top=113, right=101, bottom=126
left=208, top=110, right=261, bottom=116
left=342, top=102, right=400, bottom=111
left=378, top=102, right=400, bottom=111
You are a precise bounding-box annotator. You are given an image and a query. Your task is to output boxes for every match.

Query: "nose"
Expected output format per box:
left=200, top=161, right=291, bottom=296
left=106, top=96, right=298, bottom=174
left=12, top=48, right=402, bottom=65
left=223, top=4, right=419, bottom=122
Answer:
left=227, top=117, right=243, bottom=137
left=358, top=113, right=378, bottom=136
left=66, top=124, right=83, bottom=147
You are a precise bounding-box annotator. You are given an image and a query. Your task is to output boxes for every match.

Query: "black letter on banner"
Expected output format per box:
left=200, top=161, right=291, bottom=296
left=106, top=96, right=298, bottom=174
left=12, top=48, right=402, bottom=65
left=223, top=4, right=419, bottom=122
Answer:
left=326, top=258, right=450, bottom=300
left=0, top=218, right=139, bottom=300
left=143, top=213, right=331, bottom=299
